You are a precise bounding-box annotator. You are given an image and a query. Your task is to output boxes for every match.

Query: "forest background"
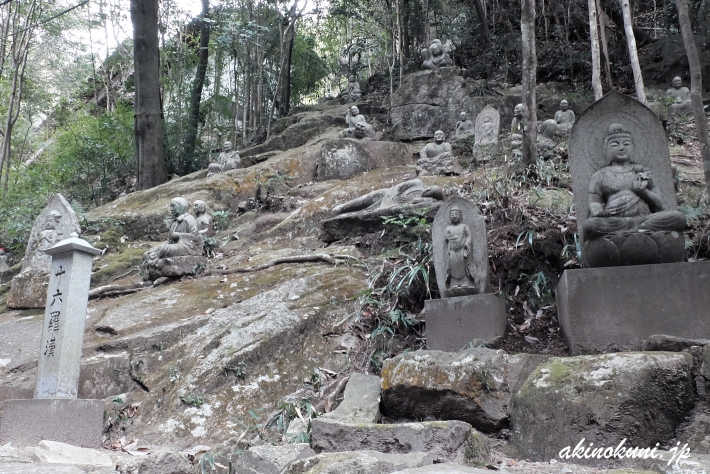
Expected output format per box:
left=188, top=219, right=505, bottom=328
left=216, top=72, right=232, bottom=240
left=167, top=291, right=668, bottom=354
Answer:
left=0, top=0, right=707, bottom=257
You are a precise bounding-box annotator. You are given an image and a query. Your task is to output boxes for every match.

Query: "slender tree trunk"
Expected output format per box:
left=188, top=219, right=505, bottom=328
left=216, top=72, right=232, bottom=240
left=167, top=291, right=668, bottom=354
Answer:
left=131, top=0, right=167, bottom=190
left=588, top=0, right=603, bottom=100
left=675, top=0, right=710, bottom=196
left=469, top=0, right=491, bottom=44
left=597, top=0, right=613, bottom=89
left=182, top=0, right=210, bottom=172
left=521, top=0, right=538, bottom=164
left=620, top=0, right=646, bottom=103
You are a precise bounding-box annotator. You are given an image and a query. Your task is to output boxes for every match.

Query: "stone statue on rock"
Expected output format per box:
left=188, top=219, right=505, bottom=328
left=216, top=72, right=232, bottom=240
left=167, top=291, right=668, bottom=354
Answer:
left=343, top=74, right=362, bottom=103
left=420, top=39, right=453, bottom=70
left=569, top=91, right=686, bottom=268
left=455, top=112, right=475, bottom=137
left=193, top=200, right=215, bottom=237
left=208, top=141, right=241, bottom=177
left=666, top=76, right=693, bottom=121
left=0, top=248, right=8, bottom=272
left=340, top=106, right=374, bottom=139
left=142, top=197, right=206, bottom=280
left=417, top=130, right=461, bottom=176
left=7, top=194, right=81, bottom=309
left=473, top=106, right=500, bottom=160
left=332, top=179, right=443, bottom=215
left=555, top=100, right=575, bottom=136
left=537, top=119, right=558, bottom=150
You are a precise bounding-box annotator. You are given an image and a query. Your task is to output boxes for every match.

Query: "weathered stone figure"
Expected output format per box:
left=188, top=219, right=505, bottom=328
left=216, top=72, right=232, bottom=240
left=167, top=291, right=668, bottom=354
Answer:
left=455, top=112, right=475, bottom=137
left=332, top=179, right=443, bottom=215
left=537, top=119, right=558, bottom=150
left=7, top=194, right=81, bottom=309
left=340, top=105, right=369, bottom=138
left=582, top=123, right=686, bottom=240
left=473, top=106, right=500, bottom=161
left=354, top=121, right=377, bottom=141
left=420, top=39, right=453, bottom=70
left=444, top=206, right=477, bottom=294
left=555, top=99, right=575, bottom=135
left=666, top=76, right=693, bottom=120
left=417, top=130, right=460, bottom=175
left=344, top=74, right=362, bottom=103
left=193, top=200, right=215, bottom=237
left=0, top=248, right=8, bottom=272
left=207, top=141, right=241, bottom=176
left=510, top=103, right=525, bottom=148
left=144, top=198, right=203, bottom=265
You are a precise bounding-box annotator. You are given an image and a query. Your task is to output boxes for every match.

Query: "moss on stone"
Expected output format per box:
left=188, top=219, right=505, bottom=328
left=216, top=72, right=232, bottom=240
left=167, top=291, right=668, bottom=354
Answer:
left=465, top=428, right=490, bottom=466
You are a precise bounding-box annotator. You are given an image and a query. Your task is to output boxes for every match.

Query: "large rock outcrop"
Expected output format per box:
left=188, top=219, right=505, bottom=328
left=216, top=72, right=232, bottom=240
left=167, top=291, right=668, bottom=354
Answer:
left=380, top=348, right=545, bottom=432
left=508, top=352, right=696, bottom=462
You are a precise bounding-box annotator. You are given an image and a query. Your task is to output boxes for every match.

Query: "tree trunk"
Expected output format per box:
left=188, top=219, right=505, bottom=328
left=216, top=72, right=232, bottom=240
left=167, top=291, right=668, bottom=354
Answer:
left=588, top=0, right=603, bottom=100
left=675, top=0, right=710, bottom=196
left=469, top=0, right=491, bottom=45
left=599, top=0, right=651, bottom=46
left=182, top=0, right=210, bottom=172
left=521, top=0, right=537, bottom=164
left=131, top=0, right=167, bottom=190
left=596, top=0, right=613, bottom=89
left=620, top=0, right=646, bottom=103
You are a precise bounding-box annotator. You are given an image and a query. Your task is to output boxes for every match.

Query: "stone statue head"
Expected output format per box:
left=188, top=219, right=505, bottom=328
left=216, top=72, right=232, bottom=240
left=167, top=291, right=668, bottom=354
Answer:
left=449, top=205, right=462, bottom=224
left=672, top=76, right=682, bottom=88
left=434, top=130, right=445, bottom=143
left=222, top=141, right=233, bottom=152
left=349, top=105, right=360, bottom=116
left=354, top=122, right=368, bottom=138
left=349, top=74, right=356, bottom=82
left=193, top=200, right=206, bottom=215
left=560, top=100, right=569, bottom=110
left=514, top=104, right=524, bottom=118
left=460, top=112, right=468, bottom=121
left=430, top=42, right=441, bottom=56
left=603, top=123, right=634, bottom=164
left=169, top=197, right=189, bottom=218
left=46, top=210, right=62, bottom=230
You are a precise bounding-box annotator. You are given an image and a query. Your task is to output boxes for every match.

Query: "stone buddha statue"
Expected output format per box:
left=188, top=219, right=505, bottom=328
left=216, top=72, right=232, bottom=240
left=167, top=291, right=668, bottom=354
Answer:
left=193, top=200, right=214, bottom=237
left=666, top=76, right=693, bottom=120
left=143, top=197, right=203, bottom=265
left=554, top=100, right=575, bottom=135
left=445, top=205, right=477, bottom=296
left=28, top=210, right=63, bottom=270
left=455, top=112, right=475, bottom=137
left=421, top=39, right=453, bottom=70
left=417, top=130, right=460, bottom=175
left=0, top=248, right=7, bottom=272
left=340, top=105, right=370, bottom=138
left=582, top=123, right=686, bottom=242
left=208, top=141, right=241, bottom=176
left=510, top=104, right=525, bottom=147
left=344, top=74, right=362, bottom=103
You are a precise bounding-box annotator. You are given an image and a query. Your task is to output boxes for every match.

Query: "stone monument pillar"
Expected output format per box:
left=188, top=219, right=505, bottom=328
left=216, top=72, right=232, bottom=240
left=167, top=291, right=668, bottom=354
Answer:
left=0, top=234, right=105, bottom=448
left=425, top=196, right=506, bottom=351
left=557, top=91, right=710, bottom=354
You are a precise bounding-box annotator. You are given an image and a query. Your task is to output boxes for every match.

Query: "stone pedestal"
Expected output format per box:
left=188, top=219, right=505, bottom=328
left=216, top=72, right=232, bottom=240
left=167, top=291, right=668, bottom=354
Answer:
left=0, top=399, right=104, bottom=448
left=425, top=294, right=507, bottom=351
left=557, top=261, right=710, bottom=355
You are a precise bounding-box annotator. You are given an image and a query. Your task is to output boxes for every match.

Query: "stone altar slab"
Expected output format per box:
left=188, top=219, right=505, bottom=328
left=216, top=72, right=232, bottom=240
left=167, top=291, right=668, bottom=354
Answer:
left=0, top=398, right=104, bottom=448
left=556, top=261, right=710, bottom=355
left=425, top=294, right=506, bottom=351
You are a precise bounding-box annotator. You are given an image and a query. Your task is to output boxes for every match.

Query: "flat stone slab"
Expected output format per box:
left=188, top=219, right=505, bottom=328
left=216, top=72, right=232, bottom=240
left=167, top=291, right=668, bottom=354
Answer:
left=391, top=464, right=491, bottom=474
left=0, top=399, right=104, bottom=448
left=282, top=450, right=435, bottom=474
left=319, top=373, right=381, bottom=424
left=23, top=440, right=112, bottom=466
left=557, top=261, right=710, bottom=354
left=310, top=419, right=484, bottom=464
left=425, top=294, right=506, bottom=351
left=233, top=443, right=315, bottom=474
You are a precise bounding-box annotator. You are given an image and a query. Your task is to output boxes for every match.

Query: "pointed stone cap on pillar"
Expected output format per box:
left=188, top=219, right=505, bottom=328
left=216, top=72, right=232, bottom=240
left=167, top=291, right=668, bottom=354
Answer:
left=44, top=233, right=102, bottom=257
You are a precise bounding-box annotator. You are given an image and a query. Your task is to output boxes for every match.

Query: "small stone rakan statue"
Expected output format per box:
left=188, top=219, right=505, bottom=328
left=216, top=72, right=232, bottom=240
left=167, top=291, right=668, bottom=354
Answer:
left=417, top=130, right=460, bottom=176
left=144, top=197, right=203, bottom=266
left=193, top=200, right=215, bottom=237
left=344, top=74, right=362, bottom=103
left=0, top=248, right=8, bottom=272
left=340, top=105, right=370, bottom=138
left=510, top=103, right=525, bottom=147
left=455, top=111, right=475, bottom=137
left=555, top=99, right=575, bottom=136
left=208, top=141, right=241, bottom=177
left=420, top=39, right=453, bottom=70
left=666, top=76, right=693, bottom=120
left=445, top=205, right=477, bottom=296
